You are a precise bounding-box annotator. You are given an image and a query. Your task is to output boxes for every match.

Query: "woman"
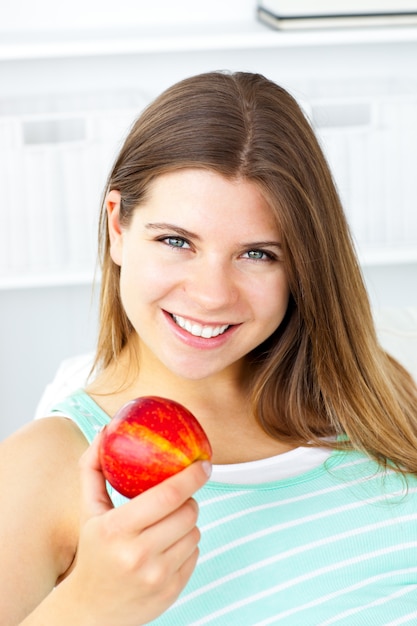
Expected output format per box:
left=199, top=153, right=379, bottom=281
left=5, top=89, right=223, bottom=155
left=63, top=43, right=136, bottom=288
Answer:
left=1, top=71, right=416, bottom=625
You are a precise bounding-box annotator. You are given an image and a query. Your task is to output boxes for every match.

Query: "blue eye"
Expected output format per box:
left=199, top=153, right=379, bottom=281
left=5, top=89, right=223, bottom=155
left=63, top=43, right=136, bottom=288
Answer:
left=245, top=249, right=274, bottom=261
left=247, top=250, right=264, bottom=260
left=165, top=237, right=189, bottom=248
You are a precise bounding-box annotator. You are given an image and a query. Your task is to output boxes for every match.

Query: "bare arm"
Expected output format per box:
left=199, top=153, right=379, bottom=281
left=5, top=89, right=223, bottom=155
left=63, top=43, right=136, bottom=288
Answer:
left=0, top=417, right=87, bottom=625
left=0, top=417, right=210, bottom=626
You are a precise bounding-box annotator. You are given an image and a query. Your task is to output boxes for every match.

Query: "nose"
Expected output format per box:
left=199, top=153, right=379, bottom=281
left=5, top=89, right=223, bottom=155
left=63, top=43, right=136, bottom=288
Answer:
left=184, top=257, right=238, bottom=312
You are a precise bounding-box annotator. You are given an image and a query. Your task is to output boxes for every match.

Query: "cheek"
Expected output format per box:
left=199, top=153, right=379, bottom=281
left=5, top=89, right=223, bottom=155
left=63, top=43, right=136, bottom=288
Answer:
left=252, top=274, right=290, bottom=321
left=119, top=253, right=177, bottom=311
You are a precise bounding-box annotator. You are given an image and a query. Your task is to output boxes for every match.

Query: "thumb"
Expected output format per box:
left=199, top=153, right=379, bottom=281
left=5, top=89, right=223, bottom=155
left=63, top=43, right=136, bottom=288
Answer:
left=79, top=428, right=114, bottom=522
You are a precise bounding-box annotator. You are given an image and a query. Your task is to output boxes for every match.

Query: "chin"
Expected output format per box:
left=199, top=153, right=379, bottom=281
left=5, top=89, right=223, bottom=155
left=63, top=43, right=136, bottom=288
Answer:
left=170, top=365, right=219, bottom=381
left=168, top=356, right=243, bottom=382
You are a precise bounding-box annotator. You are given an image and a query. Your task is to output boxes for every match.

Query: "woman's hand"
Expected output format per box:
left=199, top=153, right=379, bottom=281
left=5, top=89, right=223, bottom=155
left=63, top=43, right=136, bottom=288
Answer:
left=63, top=433, right=211, bottom=626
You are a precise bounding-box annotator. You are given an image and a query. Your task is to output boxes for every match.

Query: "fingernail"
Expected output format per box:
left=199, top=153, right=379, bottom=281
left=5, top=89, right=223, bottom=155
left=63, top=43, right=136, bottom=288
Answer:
left=202, top=460, right=212, bottom=478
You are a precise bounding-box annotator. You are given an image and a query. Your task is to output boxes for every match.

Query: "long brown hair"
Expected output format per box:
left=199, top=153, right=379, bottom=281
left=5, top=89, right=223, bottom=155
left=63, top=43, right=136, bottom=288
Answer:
left=94, top=71, right=417, bottom=473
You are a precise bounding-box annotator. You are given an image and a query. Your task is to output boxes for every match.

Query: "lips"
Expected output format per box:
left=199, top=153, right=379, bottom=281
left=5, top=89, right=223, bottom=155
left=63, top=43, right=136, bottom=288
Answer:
left=171, top=313, right=231, bottom=339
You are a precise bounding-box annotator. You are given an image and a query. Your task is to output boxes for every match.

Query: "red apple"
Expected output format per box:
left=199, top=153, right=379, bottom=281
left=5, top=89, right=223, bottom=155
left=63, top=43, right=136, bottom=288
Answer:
left=99, top=396, right=212, bottom=498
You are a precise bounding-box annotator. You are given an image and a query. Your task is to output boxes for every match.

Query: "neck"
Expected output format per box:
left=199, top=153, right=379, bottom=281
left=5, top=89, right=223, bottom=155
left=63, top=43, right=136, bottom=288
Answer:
left=87, top=344, right=294, bottom=464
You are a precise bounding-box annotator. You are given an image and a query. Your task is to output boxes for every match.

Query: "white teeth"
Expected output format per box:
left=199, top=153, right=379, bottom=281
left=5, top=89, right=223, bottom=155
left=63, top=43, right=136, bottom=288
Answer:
left=201, top=326, right=215, bottom=338
left=172, top=314, right=229, bottom=339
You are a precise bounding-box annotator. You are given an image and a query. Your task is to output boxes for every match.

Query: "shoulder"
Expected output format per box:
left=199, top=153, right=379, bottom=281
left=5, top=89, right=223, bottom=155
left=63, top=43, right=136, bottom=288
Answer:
left=0, top=415, right=89, bottom=478
left=0, top=416, right=89, bottom=575
left=0, top=418, right=89, bottom=619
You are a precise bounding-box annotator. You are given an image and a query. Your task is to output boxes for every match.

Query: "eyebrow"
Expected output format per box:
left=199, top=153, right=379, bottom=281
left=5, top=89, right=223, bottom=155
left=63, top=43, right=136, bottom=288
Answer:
left=145, top=222, right=201, bottom=241
left=145, top=222, right=282, bottom=248
left=246, top=240, right=282, bottom=249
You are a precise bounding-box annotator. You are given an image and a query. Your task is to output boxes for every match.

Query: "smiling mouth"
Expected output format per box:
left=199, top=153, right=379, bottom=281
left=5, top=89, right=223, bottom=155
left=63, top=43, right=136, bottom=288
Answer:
left=171, top=313, right=231, bottom=339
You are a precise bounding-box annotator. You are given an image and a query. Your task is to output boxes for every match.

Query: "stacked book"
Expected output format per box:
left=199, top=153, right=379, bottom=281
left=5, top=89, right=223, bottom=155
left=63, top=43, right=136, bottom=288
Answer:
left=0, top=90, right=149, bottom=282
left=257, top=0, right=417, bottom=30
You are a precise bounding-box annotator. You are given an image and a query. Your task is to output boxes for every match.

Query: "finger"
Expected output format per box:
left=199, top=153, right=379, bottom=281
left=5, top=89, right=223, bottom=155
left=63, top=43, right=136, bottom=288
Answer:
left=175, top=544, right=201, bottom=591
left=79, top=430, right=114, bottom=521
left=138, top=497, right=199, bottom=556
left=117, top=460, right=211, bottom=534
left=162, top=522, right=201, bottom=572
left=141, top=537, right=201, bottom=607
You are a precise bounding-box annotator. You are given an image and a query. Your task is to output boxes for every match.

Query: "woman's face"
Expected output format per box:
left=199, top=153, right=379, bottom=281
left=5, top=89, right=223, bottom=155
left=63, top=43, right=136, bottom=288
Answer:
left=108, top=168, right=290, bottom=382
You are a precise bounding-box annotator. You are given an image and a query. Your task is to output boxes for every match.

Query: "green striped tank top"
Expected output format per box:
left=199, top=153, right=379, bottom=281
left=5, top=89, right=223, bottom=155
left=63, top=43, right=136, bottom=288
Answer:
left=51, top=389, right=417, bottom=625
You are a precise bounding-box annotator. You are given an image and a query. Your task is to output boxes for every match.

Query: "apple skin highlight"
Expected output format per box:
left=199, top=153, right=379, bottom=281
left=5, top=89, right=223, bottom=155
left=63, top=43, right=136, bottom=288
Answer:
left=99, top=396, right=212, bottom=498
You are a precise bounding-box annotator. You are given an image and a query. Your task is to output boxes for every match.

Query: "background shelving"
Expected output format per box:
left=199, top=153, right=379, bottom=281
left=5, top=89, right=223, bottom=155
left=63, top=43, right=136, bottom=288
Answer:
left=1, top=0, right=417, bottom=439
left=1, top=76, right=416, bottom=289
left=1, top=21, right=417, bottom=60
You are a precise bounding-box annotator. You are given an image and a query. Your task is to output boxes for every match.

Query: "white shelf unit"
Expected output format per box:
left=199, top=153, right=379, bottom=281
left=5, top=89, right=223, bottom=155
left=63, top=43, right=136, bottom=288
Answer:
left=1, top=21, right=417, bottom=60
left=1, top=18, right=417, bottom=290
left=1, top=8, right=417, bottom=439
left=0, top=91, right=148, bottom=289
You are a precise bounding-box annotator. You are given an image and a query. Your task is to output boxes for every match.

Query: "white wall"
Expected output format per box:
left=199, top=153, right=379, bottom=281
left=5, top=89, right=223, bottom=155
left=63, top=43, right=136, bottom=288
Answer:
left=0, top=285, right=98, bottom=440
left=363, top=264, right=417, bottom=309
left=0, top=0, right=256, bottom=32
left=1, top=0, right=416, bottom=440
